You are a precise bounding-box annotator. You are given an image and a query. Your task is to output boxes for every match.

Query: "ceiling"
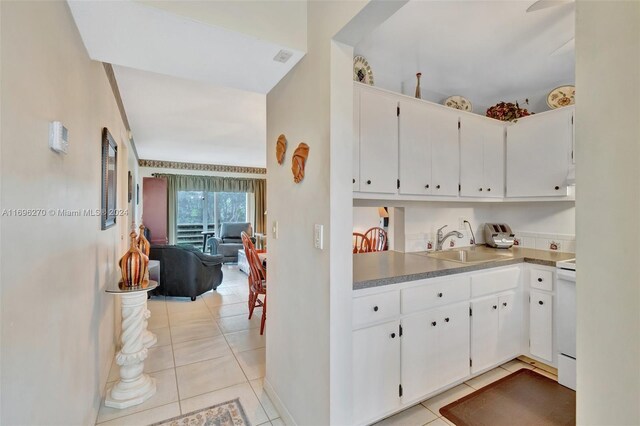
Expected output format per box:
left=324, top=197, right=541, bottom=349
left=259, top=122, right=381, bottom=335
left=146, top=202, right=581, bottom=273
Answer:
left=68, top=0, right=306, bottom=167
left=355, top=1, right=575, bottom=112
left=114, top=66, right=266, bottom=168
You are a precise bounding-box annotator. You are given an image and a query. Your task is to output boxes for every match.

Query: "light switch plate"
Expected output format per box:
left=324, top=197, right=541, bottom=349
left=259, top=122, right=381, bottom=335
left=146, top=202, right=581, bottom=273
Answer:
left=272, top=221, right=279, bottom=239
left=314, top=224, right=324, bottom=249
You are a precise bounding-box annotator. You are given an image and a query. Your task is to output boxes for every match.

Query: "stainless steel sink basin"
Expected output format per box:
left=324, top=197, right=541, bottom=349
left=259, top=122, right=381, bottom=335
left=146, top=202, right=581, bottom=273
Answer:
left=427, top=249, right=511, bottom=264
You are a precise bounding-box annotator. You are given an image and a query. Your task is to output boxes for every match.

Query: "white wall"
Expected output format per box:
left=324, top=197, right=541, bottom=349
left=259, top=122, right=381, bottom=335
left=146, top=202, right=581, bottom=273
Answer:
left=575, top=2, right=640, bottom=424
left=0, top=2, right=136, bottom=424
left=353, top=206, right=382, bottom=233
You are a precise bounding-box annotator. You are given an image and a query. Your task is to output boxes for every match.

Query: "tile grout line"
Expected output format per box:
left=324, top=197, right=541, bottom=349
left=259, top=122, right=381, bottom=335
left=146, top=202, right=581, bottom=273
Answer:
left=164, top=297, right=184, bottom=415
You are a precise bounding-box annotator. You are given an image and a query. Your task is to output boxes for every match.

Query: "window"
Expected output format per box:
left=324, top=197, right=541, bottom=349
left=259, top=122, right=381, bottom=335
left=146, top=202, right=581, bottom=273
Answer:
left=177, top=191, right=249, bottom=247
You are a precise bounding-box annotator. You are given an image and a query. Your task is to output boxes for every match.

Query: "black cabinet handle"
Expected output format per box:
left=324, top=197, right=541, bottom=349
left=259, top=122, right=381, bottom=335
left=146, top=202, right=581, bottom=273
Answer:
left=503, top=302, right=507, bottom=307
left=493, top=305, right=497, bottom=310
left=555, top=186, right=560, bottom=190
left=539, top=300, right=544, bottom=305
left=444, top=317, right=450, bottom=322
left=425, top=184, right=430, bottom=189
left=431, top=321, right=437, bottom=327
left=390, top=332, right=396, bottom=338
left=479, top=188, right=483, bottom=192
left=373, top=306, right=379, bottom=312
left=436, top=185, right=441, bottom=189
left=437, top=292, right=443, bottom=298
left=352, top=178, right=355, bottom=184
left=366, top=180, right=371, bottom=185
left=538, top=278, right=543, bottom=282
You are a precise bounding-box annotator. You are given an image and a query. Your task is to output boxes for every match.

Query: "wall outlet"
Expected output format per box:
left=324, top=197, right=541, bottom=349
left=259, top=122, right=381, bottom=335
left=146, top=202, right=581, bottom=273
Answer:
left=458, top=217, right=466, bottom=230
left=314, top=224, right=324, bottom=249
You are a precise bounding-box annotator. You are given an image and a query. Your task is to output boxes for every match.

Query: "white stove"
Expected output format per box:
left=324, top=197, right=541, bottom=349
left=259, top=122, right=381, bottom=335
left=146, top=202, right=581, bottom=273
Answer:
left=557, top=258, right=576, bottom=390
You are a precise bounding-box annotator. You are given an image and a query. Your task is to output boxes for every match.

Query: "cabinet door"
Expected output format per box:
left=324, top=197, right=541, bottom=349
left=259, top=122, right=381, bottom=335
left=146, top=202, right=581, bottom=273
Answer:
left=399, top=101, right=432, bottom=195
left=498, top=292, right=521, bottom=361
left=529, top=291, right=553, bottom=362
left=482, top=125, right=505, bottom=197
left=506, top=107, right=573, bottom=197
left=359, top=89, right=399, bottom=194
left=353, top=85, right=360, bottom=191
left=439, top=302, right=471, bottom=386
left=353, top=320, right=400, bottom=424
left=459, top=116, right=485, bottom=197
left=471, top=297, right=499, bottom=374
left=400, top=310, right=440, bottom=401
left=428, top=106, right=460, bottom=196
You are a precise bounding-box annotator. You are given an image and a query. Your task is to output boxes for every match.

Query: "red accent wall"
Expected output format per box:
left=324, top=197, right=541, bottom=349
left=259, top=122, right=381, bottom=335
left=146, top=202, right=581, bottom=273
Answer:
left=142, top=177, right=168, bottom=244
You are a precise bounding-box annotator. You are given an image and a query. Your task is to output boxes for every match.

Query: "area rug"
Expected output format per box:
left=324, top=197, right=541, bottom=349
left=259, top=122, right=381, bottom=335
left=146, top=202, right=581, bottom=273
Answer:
left=149, top=398, right=251, bottom=426
left=440, top=369, right=576, bottom=426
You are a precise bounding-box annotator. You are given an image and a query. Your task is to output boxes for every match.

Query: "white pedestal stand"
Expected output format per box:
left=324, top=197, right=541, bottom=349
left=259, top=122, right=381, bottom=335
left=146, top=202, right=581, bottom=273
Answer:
left=105, top=280, right=158, bottom=409
left=143, top=261, right=160, bottom=348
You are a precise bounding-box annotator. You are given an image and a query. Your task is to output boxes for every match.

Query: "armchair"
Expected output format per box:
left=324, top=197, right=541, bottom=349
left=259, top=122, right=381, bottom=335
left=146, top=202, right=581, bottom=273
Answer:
left=207, top=222, right=255, bottom=263
left=149, top=245, right=223, bottom=300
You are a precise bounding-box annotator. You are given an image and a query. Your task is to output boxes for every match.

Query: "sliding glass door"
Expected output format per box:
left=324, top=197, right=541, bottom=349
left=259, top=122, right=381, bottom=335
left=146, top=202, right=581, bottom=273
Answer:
left=177, top=191, right=248, bottom=247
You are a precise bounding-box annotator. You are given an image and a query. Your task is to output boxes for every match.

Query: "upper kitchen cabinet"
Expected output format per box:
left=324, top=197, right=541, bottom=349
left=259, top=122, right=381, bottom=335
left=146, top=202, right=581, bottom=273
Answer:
left=398, top=100, right=459, bottom=197
left=460, top=115, right=505, bottom=198
left=506, top=106, right=574, bottom=197
left=358, top=85, right=399, bottom=194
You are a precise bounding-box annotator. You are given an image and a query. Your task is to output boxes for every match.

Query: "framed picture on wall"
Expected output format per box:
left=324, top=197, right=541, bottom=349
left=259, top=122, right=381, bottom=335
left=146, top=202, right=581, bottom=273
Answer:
left=136, top=183, right=140, bottom=205
left=101, top=127, right=117, bottom=230
left=127, top=171, right=133, bottom=203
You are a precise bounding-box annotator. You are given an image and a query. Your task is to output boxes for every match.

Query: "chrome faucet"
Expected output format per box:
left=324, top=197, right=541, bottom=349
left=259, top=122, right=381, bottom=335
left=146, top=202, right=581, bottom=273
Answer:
left=436, top=225, right=464, bottom=251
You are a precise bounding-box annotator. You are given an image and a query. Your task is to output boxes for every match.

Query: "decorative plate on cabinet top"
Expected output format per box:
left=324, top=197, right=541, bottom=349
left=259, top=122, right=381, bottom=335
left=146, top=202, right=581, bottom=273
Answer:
left=444, top=96, right=472, bottom=112
left=547, top=85, right=575, bottom=108
left=353, top=55, right=374, bottom=85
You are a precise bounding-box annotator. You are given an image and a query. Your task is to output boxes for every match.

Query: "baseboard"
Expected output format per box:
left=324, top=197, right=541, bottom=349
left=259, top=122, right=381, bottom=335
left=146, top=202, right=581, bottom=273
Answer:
left=264, top=378, right=296, bottom=426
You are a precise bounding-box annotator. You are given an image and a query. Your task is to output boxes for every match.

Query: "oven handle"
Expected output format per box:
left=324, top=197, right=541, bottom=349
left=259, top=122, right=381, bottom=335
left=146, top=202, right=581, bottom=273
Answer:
left=557, top=268, right=576, bottom=282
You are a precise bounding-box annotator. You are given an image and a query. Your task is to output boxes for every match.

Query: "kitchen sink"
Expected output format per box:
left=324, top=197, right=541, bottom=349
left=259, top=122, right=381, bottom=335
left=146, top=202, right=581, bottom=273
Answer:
left=427, top=249, right=511, bottom=264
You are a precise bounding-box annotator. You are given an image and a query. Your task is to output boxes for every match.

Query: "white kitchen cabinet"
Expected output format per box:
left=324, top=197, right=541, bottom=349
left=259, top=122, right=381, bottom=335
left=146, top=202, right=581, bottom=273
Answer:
left=353, top=320, right=400, bottom=423
left=359, top=87, right=399, bottom=194
left=529, top=290, right=553, bottom=362
left=506, top=106, right=574, bottom=197
left=353, top=85, right=360, bottom=191
left=401, top=302, right=470, bottom=402
left=398, top=101, right=459, bottom=196
left=471, top=291, right=520, bottom=373
left=460, top=115, right=505, bottom=198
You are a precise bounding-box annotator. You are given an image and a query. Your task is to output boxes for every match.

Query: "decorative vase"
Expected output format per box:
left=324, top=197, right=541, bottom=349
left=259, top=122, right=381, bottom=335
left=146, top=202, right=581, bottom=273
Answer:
left=415, top=73, right=422, bottom=99
left=119, top=231, right=149, bottom=287
left=137, top=224, right=150, bottom=256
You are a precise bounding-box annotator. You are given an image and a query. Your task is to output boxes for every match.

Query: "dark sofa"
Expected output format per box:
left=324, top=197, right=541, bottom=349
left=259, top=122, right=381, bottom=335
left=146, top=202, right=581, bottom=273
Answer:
left=149, top=245, right=223, bottom=300
left=207, top=222, right=254, bottom=263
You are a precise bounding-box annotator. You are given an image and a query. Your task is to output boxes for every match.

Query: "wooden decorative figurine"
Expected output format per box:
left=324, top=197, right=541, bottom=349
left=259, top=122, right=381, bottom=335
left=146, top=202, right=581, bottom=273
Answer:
left=137, top=224, right=150, bottom=256
left=119, top=231, right=149, bottom=287
left=276, top=134, right=287, bottom=165
left=291, top=143, right=310, bottom=183
left=415, top=72, right=422, bottom=99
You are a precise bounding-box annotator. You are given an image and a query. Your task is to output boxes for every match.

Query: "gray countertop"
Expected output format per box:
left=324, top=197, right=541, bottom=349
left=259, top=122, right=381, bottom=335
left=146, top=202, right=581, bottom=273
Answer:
left=353, top=246, right=575, bottom=290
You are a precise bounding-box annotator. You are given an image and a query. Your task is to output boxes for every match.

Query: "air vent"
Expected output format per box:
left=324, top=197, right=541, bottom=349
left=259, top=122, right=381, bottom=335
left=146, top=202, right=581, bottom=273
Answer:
left=273, top=50, right=293, bottom=63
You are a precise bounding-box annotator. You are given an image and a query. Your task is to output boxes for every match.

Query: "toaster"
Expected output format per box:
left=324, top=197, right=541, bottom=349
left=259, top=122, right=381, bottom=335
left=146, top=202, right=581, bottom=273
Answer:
left=483, top=223, right=515, bottom=249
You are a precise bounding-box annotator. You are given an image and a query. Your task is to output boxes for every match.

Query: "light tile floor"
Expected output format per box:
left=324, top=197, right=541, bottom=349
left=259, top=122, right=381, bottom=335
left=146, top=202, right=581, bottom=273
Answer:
left=96, top=265, right=279, bottom=426
left=373, top=359, right=558, bottom=426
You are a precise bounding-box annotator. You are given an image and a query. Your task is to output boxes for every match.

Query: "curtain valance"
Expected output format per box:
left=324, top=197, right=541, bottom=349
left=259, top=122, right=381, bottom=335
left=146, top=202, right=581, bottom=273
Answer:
left=153, top=173, right=264, bottom=194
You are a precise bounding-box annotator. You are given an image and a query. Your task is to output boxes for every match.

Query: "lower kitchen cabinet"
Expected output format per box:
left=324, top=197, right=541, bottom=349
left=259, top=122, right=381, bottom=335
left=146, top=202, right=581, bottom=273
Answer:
left=352, top=320, right=400, bottom=423
left=471, top=292, right=521, bottom=374
left=529, top=290, right=553, bottom=361
left=401, top=302, right=470, bottom=402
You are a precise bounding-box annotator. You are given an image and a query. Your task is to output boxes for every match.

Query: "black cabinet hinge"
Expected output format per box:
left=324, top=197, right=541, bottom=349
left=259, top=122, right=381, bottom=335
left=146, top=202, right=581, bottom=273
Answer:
left=397, top=106, right=400, bottom=117
left=458, top=120, right=461, bottom=129
left=469, top=307, right=472, bottom=317
left=399, top=384, right=403, bottom=397
left=470, top=359, right=473, bottom=367
left=397, top=179, right=400, bottom=189
left=399, top=324, right=403, bottom=337
left=459, top=184, right=461, bottom=191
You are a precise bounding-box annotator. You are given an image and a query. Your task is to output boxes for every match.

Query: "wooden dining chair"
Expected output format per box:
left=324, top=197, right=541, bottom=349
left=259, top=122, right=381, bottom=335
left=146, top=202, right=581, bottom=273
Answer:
left=364, top=227, right=388, bottom=252
left=241, top=231, right=267, bottom=335
left=353, top=233, right=371, bottom=254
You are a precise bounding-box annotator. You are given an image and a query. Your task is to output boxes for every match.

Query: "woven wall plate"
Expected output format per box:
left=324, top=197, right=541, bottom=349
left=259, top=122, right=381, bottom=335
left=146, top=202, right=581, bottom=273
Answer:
left=353, top=56, right=374, bottom=85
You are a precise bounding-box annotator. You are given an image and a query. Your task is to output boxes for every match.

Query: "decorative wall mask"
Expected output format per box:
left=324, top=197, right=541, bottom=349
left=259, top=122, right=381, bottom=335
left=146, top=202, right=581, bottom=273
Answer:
left=276, top=134, right=287, bottom=165
left=291, top=143, right=310, bottom=184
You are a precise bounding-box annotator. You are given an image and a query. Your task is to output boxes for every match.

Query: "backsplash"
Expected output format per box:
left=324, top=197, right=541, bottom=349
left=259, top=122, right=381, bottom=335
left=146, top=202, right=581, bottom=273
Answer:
left=405, top=230, right=575, bottom=254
